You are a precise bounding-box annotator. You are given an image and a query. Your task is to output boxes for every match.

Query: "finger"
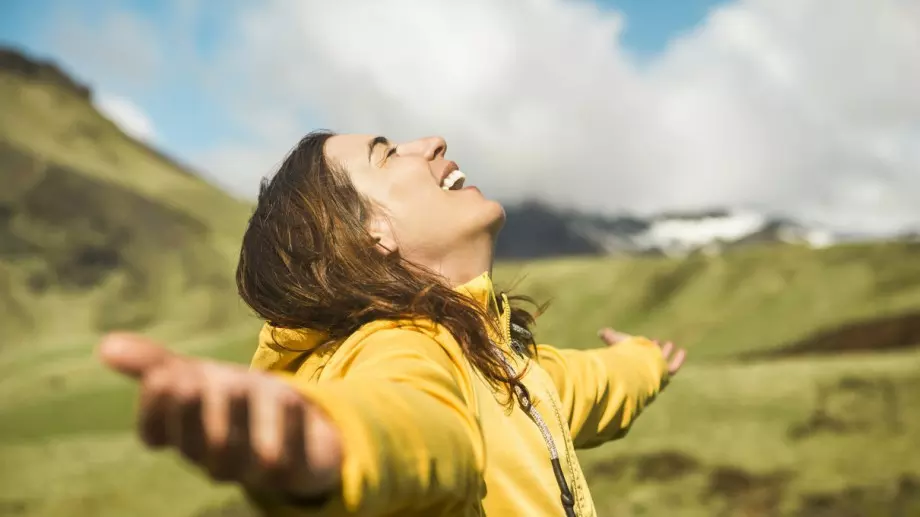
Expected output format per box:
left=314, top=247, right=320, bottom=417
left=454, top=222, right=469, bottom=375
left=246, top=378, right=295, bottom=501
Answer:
left=98, top=333, right=175, bottom=380
left=277, top=394, right=312, bottom=495
left=668, top=348, right=687, bottom=375
left=206, top=383, right=251, bottom=482
left=598, top=328, right=630, bottom=346
left=202, top=369, right=231, bottom=480
left=170, top=372, right=207, bottom=464
left=138, top=368, right=172, bottom=448
left=245, top=381, right=292, bottom=488
left=660, top=341, right=674, bottom=359
left=225, top=394, right=253, bottom=480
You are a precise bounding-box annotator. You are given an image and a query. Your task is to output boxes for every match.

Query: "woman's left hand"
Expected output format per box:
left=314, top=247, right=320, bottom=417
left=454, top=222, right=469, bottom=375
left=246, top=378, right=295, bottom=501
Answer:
left=598, top=328, right=686, bottom=376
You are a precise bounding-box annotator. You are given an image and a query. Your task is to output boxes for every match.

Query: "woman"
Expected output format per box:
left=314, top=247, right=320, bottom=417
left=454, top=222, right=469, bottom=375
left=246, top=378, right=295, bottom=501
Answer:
left=99, top=131, right=686, bottom=516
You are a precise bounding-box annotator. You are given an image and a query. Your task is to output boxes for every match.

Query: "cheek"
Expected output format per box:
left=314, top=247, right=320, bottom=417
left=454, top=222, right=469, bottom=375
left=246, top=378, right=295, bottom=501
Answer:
left=353, top=179, right=418, bottom=221
left=386, top=196, right=459, bottom=246
left=387, top=181, right=445, bottom=219
left=363, top=167, right=425, bottom=201
left=350, top=174, right=386, bottom=205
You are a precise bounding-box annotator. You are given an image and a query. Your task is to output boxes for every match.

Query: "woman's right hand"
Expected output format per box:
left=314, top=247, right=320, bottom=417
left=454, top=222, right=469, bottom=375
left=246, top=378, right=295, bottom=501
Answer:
left=97, top=333, right=342, bottom=501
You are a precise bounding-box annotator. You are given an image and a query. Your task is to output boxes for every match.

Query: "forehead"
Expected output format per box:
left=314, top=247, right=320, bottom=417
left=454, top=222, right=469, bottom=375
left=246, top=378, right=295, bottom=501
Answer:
left=324, top=134, right=376, bottom=168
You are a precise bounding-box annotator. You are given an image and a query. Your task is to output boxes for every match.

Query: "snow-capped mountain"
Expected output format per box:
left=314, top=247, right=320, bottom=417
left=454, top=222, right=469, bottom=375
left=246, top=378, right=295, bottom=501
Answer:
left=496, top=202, right=842, bottom=259
left=583, top=209, right=837, bottom=257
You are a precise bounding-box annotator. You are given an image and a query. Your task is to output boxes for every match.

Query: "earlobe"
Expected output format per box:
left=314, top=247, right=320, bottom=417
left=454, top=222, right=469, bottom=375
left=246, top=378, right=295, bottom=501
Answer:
left=368, top=218, right=398, bottom=256
left=372, top=234, right=397, bottom=255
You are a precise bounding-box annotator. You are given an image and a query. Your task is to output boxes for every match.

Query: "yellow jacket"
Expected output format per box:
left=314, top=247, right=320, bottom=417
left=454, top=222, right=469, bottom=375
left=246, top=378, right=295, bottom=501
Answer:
left=249, top=272, right=670, bottom=516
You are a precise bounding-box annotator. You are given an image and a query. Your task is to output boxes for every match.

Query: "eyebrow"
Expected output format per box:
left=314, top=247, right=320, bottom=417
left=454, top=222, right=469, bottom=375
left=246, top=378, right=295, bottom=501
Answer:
left=367, top=136, right=389, bottom=163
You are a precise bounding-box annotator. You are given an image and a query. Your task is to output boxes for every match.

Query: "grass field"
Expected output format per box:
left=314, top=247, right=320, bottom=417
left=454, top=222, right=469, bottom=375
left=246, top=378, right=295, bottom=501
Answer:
left=2, top=246, right=920, bottom=517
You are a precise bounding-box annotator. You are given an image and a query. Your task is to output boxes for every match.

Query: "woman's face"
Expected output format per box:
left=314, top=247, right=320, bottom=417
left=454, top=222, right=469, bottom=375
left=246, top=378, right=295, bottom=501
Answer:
left=324, top=134, right=505, bottom=274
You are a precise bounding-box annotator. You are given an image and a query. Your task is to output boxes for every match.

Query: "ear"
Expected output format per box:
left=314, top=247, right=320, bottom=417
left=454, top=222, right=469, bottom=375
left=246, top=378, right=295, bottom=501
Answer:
left=367, top=214, right=398, bottom=256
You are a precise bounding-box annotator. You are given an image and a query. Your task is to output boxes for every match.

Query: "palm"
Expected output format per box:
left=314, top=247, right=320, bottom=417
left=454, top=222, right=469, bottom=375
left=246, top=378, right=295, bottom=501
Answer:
left=97, top=333, right=340, bottom=499
left=599, top=328, right=687, bottom=375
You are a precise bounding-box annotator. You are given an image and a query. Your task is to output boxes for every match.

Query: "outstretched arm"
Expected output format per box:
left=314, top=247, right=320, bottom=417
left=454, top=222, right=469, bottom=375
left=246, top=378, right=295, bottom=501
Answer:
left=98, top=327, right=485, bottom=516
left=536, top=328, right=686, bottom=449
left=264, top=327, right=486, bottom=515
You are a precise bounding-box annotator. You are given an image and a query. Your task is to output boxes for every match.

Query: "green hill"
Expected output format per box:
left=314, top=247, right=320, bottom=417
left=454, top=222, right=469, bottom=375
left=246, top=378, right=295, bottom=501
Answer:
left=495, top=241, right=920, bottom=360
left=2, top=243, right=918, bottom=517
left=1, top=47, right=918, bottom=517
left=0, top=48, right=255, bottom=352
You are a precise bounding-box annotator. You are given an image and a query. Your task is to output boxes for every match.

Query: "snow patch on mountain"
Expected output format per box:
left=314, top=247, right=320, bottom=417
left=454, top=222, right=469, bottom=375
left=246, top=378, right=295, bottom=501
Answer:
left=633, top=210, right=837, bottom=256
left=504, top=203, right=846, bottom=259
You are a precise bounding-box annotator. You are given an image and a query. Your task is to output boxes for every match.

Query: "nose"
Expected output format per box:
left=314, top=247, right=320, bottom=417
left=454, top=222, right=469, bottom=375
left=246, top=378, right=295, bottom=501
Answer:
left=398, top=136, right=447, bottom=160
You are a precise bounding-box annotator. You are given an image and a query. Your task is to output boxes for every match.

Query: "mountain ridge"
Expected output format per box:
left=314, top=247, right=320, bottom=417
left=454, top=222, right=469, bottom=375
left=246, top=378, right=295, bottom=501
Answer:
left=496, top=200, right=842, bottom=259
left=0, top=47, right=91, bottom=100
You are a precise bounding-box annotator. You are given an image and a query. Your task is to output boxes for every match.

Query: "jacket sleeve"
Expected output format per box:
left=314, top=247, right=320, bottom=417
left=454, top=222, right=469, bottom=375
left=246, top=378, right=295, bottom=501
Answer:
left=535, top=337, right=670, bottom=449
left=248, top=326, right=485, bottom=516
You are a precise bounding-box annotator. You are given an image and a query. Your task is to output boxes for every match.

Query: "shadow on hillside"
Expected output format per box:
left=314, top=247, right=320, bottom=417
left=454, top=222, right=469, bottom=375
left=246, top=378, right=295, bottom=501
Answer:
left=788, top=376, right=904, bottom=441
left=747, top=311, right=920, bottom=360
left=0, top=140, right=236, bottom=340
left=796, top=475, right=920, bottom=517
left=587, top=450, right=920, bottom=517
left=704, top=466, right=792, bottom=517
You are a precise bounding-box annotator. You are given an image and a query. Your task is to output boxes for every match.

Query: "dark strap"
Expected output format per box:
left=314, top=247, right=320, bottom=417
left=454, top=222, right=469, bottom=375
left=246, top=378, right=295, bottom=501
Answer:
left=551, top=458, right=578, bottom=517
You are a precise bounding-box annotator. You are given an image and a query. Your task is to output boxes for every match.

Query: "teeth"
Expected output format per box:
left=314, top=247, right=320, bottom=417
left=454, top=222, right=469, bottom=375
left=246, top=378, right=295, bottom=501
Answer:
left=440, top=169, right=466, bottom=191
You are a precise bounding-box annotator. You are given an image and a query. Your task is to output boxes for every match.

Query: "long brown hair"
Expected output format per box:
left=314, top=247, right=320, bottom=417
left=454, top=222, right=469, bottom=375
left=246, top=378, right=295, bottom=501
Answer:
left=236, top=130, right=540, bottom=402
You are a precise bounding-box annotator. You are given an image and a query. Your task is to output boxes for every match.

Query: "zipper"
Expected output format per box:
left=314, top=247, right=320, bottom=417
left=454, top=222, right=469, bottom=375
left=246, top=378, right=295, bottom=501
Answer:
left=496, top=294, right=577, bottom=517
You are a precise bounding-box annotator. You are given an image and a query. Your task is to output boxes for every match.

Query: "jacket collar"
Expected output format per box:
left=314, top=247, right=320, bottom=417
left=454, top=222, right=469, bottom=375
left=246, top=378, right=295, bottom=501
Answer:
left=255, top=271, right=499, bottom=357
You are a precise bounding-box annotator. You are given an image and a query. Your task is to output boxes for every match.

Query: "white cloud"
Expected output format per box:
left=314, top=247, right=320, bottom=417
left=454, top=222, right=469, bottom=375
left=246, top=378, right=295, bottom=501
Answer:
left=95, top=93, right=157, bottom=142
left=199, top=0, right=920, bottom=234
left=50, top=8, right=164, bottom=90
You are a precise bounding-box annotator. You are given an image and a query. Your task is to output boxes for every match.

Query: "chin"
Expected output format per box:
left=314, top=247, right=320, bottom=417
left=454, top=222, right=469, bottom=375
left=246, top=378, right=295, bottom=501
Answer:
left=483, top=199, right=506, bottom=235
left=456, top=196, right=505, bottom=240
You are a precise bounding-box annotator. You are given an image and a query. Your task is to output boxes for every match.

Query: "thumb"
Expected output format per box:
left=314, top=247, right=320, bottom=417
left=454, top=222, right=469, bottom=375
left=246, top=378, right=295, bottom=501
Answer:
left=598, top=328, right=631, bottom=346
left=97, top=333, right=176, bottom=380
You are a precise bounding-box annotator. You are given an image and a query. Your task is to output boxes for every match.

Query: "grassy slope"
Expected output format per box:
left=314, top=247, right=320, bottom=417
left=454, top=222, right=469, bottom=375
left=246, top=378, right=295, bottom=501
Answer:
left=3, top=347, right=918, bottom=517
left=0, top=73, right=249, bottom=245
left=0, top=70, right=258, bottom=353
left=495, top=241, right=920, bottom=360
left=1, top=245, right=919, bottom=516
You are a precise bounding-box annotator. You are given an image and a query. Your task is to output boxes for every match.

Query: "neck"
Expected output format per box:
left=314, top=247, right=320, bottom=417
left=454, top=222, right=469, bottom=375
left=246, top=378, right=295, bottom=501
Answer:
left=437, top=232, right=495, bottom=287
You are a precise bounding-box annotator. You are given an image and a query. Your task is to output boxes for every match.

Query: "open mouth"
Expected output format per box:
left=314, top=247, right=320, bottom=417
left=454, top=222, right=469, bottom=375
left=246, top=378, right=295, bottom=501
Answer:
left=440, top=169, right=467, bottom=191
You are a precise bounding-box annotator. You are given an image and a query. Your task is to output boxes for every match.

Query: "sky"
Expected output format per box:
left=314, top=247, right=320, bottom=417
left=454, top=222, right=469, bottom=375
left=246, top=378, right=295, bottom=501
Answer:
left=1, top=0, right=918, bottom=234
